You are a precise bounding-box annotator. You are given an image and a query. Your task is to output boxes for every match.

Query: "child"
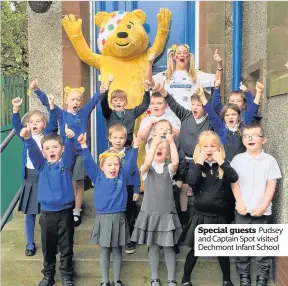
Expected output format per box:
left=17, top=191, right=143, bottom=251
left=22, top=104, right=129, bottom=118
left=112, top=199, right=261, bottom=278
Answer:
left=198, top=82, right=264, bottom=162
left=231, top=124, right=282, bottom=286
left=78, top=133, right=139, bottom=286
left=181, top=131, right=238, bottom=286
left=20, top=126, right=76, bottom=286
left=137, top=91, right=180, bottom=149
left=11, top=96, right=57, bottom=256
left=212, top=81, right=261, bottom=125
left=152, top=45, right=223, bottom=125
left=159, top=84, right=212, bottom=227
left=131, top=134, right=182, bottom=286
left=107, top=123, right=140, bottom=255
left=30, top=79, right=102, bottom=226
left=101, top=75, right=150, bottom=146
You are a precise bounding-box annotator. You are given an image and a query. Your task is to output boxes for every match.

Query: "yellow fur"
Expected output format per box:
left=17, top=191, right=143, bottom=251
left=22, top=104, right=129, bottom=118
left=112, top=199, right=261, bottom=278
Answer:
left=62, top=9, right=172, bottom=190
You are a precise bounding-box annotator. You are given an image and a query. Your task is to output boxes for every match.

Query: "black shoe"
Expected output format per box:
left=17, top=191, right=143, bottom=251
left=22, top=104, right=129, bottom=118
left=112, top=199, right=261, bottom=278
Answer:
left=151, top=279, right=160, bottom=285
left=62, top=276, right=74, bottom=286
left=25, top=243, right=36, bottom=256
left=181, top=282, right=192, bottom=286
left=100, top=283, right=111, bottom=286
left=73, top=214, right=81, bottom=227
left=240, top=275, right=251, bottom=286
left=38, top=276, right=55, bottom=286
left=126, top=242, right=136, bottom=254
left=223, top=281, right=233, bottom=286
left=256, top=276, right=267, bottom=286
left=112, top=281, right=123, bottom=286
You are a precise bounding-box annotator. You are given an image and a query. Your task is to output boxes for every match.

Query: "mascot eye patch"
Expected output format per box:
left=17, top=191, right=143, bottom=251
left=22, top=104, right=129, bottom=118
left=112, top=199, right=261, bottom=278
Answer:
left=127, top=25, right=132, bottom=29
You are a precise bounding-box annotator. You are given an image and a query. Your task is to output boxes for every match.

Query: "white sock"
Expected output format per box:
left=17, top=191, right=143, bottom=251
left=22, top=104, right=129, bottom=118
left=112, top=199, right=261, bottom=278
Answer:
left=73, top=209, right=82, bottom=221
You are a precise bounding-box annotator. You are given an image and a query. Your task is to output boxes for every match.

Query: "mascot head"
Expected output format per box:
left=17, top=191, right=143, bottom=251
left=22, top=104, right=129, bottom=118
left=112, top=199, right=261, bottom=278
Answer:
left=95, top=9, right=149, bottom=58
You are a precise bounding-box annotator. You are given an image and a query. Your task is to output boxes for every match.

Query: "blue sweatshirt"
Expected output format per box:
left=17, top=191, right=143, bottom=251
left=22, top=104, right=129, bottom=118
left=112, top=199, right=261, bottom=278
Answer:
left=12, top=109, right=58, bottom=179
left=82, top=147, right=138, bottom=214
left=211, top=88, right=259, bottom=125
left=35, top=89, right=101, bottom=154
left=25, top=137, right=75, bottom=211
left=123, top=147, right=140, bottom=194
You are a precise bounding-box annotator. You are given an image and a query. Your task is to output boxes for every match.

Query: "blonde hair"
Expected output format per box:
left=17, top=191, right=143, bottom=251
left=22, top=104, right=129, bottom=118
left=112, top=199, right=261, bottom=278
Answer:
left=166, top=44, right=197, bottom=83
left=99, top=149, right=123, bottom=166
left=193, top=131, right=225, bottom=179
left=152, top=119, right=173, bottom=135
left=24, top=110, right=47, bottom=128
left=110, top=89, right=127, bottom=102
left=108, top=123, right=127, bottom=138
left=63, top=86, right=85, bottom=100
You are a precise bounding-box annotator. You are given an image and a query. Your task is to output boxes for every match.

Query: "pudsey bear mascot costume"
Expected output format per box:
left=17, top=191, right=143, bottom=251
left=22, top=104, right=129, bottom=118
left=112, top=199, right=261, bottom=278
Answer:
left=62, top=8, right=172, bottom=183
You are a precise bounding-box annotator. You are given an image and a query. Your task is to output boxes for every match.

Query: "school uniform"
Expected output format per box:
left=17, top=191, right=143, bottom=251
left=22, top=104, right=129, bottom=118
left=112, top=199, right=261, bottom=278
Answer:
left=231, top=151, right=282, bottom=281
left=131, top=163, right=182, bottom=247
left=82, top=147, right=138, bottom=247
left=12, top=110, right=58, bottom=215
left=25, top=136, right=75, bottom=279
left=101, top=90, right=150, bottom=145
left=212, top=87, right=259, bottom=125
left=165, top=93, right=211, bottom=183
left=35, top=89, right=102, bottom=181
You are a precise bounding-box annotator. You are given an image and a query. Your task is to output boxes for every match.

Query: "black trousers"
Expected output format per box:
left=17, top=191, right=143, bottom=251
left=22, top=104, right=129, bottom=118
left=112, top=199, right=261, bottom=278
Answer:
left=234, top=211, right=271, bottom=279
left=126, top=186, right=138, bottom=237
left=39, top=208, right=74, bottom=277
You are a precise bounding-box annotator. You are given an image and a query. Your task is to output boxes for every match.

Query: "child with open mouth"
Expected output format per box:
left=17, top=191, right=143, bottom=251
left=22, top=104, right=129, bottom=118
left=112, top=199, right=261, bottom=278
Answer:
left=131, top=133, right=182, bottom=286
left=11, top=95, right=58, bottom=258
left=30, top=78, right=103, bottom=227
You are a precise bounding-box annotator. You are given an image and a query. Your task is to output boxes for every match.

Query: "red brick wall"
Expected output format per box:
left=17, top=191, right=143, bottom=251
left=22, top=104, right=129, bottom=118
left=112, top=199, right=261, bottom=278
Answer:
left=275, top=257, right=288, bottom=286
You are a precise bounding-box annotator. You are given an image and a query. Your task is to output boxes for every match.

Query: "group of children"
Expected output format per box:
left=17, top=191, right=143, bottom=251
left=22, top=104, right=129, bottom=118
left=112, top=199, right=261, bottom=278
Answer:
left=12, top=44, right=281, bottom=286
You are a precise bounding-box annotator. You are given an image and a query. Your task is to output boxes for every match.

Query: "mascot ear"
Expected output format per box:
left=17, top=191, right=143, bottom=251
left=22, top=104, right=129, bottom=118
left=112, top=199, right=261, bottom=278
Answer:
left=95, top=11, right=109, bottom=27
left=132, top=9, right=146, bottom=25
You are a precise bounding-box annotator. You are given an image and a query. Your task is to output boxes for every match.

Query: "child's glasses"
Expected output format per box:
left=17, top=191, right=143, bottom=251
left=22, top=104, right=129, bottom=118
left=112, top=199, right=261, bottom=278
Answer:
left=242, top=134, right=264, bottom=140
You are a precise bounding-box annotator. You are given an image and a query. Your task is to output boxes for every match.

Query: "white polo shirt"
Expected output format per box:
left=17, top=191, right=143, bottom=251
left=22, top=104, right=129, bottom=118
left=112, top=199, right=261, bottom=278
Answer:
left=231, top=151, right=282, bottom=215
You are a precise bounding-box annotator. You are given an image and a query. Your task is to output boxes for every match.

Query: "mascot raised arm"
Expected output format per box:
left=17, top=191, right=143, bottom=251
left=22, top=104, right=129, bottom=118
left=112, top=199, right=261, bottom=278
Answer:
left=62, top=9, right=171, bottom=189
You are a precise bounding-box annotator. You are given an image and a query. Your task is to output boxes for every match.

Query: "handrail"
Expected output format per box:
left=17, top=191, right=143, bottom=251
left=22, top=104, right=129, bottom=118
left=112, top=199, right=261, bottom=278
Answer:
left=1, top=188, right=21, bottom=231
left=0, top=129, right=16, bottom=153
left=1, top=113, right=28, bottom=230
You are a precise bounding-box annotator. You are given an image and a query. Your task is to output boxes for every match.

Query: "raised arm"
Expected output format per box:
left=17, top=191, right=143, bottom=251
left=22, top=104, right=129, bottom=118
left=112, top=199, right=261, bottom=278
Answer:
left=44, top=94, right=58, bottom=135
left=164, top=93, right=191, bottom=121
left=82, top=92, right=102, bottom=116
left=166, top=133, right=179, bottom=174
left=21, top=126, right=45, bottom=171
left=63, top=137, right=76, bottom=170
left=78, top=133, right=99, bottom=183
left=11, top=97, right=24, bottom=135
left=100, top=90, right=112, bottom=119
left=62, top=15, right=103, bottom=69
left=197, top=87, right=225, bottom=134
left=148, top=9, right=171, bottom=58
left=211, top=84, right=223, bottom=115
left=133, top=90, right=150, bottom=119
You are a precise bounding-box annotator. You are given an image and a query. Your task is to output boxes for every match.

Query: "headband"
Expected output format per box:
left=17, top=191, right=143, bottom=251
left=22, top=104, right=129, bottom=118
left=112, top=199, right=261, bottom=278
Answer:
left=170, top=44, right=190, bottom=52
left=97, top=11, right=128, bottom=52
left=64, top=86, right=85, bottom=98
left=99, top=151, right=125, bottom=166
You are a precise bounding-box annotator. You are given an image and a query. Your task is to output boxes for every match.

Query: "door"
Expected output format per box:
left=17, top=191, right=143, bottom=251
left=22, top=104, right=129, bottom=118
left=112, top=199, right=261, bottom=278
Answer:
left=93, top=1, right=196, bottom=156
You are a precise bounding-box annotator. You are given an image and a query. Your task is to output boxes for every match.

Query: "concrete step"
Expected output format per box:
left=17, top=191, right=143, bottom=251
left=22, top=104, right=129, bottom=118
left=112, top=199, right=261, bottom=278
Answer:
left=2, top=216, right=95, bottom=245
left=1, top=242, right=275, bottom=285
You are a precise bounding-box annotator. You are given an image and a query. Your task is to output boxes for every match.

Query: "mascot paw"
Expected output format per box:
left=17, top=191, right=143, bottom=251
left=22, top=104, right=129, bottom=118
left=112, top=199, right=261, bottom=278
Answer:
left=157, top=8, right=172, bottom=31
left=62, top=14, right=83, bottom=37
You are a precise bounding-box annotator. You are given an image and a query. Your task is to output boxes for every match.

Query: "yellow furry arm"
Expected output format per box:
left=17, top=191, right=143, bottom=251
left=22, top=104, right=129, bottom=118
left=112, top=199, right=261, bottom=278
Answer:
left=62, top=14, right=103, bottom=69
left=149, top=8, right=172, bottom=57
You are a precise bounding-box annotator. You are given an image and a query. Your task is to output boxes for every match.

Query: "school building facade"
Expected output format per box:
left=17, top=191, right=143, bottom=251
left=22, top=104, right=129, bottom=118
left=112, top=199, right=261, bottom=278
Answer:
left=12, top=1, right=288, bottom=285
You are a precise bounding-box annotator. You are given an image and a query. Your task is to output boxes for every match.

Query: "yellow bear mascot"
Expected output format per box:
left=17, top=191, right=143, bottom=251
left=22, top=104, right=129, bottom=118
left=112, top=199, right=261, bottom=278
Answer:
left=62, top=9, right=171, bottom=188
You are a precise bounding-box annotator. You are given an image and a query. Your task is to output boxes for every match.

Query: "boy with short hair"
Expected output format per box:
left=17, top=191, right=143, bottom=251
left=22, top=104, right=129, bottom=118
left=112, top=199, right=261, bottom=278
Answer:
left=160, top=85, right=212, bottom=227
left=231, top=123, right=282, bottom=286
left=137, top=91, right=180, bottom=149
left=20, top=126, right=76, bottom=286
left=108, top=123, right=140, bottom=254
left=101, top=75, right=150, bottom=146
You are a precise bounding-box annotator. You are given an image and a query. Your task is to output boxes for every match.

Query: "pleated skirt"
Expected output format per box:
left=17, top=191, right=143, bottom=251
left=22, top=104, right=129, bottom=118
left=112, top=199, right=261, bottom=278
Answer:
left=89, top=212, right=130, bottom=247
left=131, top=210, right=183, bottom=247
left=181, top=209, right=227, bottom=248
left=18, top=168, right=40, bottom=215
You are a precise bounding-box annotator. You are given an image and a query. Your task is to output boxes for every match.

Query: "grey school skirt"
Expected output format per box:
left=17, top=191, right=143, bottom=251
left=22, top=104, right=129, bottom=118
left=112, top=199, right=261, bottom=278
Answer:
left=72, top=155, right=86, bottom=181
left=89, top=212, right=130, bottom=247
left=18, top=168, right=40, bottom=215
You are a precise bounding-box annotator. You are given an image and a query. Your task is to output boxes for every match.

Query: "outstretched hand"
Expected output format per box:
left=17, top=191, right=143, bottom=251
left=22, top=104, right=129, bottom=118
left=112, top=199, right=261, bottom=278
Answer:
left=12, top=97, right=23, bottom=112
left=77, top=133, right=87, bottom=146
left=239, top=81, right=248, bottom=92
left=30, top=78, right=39, bottom=91
left=20, top=123, right=31, bottom=140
